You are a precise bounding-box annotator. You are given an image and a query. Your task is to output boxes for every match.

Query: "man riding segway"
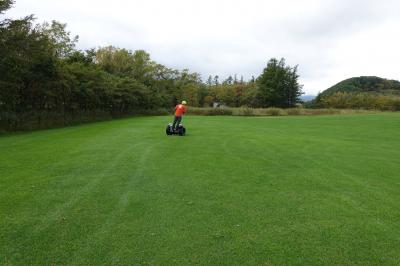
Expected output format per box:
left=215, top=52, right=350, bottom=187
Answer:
left=166, top=101, right=187, bottom=136
left=172, top=100, right=187, bottom=131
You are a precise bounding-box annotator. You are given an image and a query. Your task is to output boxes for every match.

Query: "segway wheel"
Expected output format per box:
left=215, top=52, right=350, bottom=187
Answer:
left=178, top=126, right=186, bottom=136
left=166, top=124, right=173, bottom=135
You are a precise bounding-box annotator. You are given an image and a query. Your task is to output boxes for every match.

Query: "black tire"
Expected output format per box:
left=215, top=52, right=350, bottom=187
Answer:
left=166, top=125, right=173, bottom=135
left=179, top=126, right=186, bottom=136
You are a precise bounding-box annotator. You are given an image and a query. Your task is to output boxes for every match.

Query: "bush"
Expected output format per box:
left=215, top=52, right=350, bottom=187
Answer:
left=265, top=108, right=286, bottom=116
left=186, top=107, right=376, bottom=117
left=287, top=108, right=305, bottom=115
left=233, top=107, right=255, bottom=116
left=187, top=107, right=233, bottom=116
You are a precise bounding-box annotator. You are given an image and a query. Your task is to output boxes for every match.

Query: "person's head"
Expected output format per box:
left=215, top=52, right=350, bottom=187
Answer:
left=182, top=100, right=187, bottom=105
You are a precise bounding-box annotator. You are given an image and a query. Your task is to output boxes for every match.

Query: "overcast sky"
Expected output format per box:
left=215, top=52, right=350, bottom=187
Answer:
left=5, top=0, right=400, bottom=95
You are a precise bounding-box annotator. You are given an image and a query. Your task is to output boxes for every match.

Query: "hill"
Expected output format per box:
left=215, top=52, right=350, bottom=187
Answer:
left=320, top=76, right=400, bottom=97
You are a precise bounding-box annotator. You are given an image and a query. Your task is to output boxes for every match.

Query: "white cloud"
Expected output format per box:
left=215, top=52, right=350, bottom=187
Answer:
left=5, top=0, right=400, bottom=94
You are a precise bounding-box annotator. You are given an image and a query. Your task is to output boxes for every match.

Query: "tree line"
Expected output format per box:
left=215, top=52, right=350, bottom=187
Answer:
left=312, top=92, right=400, bottom=110
left=0, top=1, right=303, bottom=131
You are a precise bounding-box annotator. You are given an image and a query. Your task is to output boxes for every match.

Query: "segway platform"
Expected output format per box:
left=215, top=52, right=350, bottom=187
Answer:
left=166, top=123, right=186, bottom=136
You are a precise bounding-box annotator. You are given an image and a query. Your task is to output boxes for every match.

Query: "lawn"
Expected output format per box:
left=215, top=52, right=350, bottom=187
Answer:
left=1, top=114, right=400, bottom=265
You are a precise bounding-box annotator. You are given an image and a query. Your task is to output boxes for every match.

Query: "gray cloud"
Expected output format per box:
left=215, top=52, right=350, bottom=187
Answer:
left=6, top=0, right=400, bottom=94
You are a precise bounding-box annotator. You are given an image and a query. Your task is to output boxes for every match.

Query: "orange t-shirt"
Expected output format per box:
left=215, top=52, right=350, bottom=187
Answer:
left=175, top=104, right=186, bottom=116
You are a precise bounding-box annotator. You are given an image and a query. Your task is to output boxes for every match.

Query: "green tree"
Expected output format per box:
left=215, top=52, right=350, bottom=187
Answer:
left=223, top=75, right=233, bottom=85
left=0, top=0, right=13, bottom=14
left=38, top=21, right=78, bottom=57
left=284, top=65, right=303, bottom=107
left=256, top=58, right=303, bottom=108
left=214, top=75, right=219, bottom=86
left=206, top=75, right=213, bottom=86
left=95, top=46, right=135, bottom=76
left=0, top=14, right=59, bottom=122
left=131, top=50, right=154, bottom=84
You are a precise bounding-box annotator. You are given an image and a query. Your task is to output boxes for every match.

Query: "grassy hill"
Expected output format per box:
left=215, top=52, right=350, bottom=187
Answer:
left=1, top=115, right=400, bottom=265
left=319, top=76, right=400, bottom=97
left=313, top=76, right=400, bottom=110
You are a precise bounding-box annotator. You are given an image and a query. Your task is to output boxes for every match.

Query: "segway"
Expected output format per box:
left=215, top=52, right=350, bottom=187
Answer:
left=166, top=123, right=186, bottom=136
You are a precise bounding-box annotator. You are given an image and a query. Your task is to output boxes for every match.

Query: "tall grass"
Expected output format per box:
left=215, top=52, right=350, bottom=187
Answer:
left=187, top=107, right=374, bottom=116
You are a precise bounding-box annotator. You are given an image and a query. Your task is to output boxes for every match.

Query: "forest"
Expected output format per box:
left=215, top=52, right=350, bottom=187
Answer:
left=0, top=0, right=302, bottom=130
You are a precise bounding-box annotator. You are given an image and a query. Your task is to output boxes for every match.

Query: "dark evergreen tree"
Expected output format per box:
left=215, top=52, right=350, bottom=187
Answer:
left=206, top=75, right=213, bottom=86
left=0, top=0, right=14, bottom=14
left=223, top=75, right=233, bottom=85
left=214, top=75, right=219, bottom=86
left=256, top=58, right=303, bottom=108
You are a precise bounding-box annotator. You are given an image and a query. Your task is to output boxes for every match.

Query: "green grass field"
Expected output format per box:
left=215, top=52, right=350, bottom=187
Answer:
left=1, top=114, right=400, bottom=265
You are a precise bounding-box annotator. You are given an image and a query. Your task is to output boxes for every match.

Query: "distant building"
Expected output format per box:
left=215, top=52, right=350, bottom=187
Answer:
left=213, top=102, right=228, bottom=108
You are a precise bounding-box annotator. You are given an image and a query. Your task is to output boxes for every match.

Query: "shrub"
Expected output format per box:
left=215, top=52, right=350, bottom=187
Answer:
left=265, top=108, right=286, bottom=116
left=186, top=107, right=377, bottom=117
left=187, top=107, right=233, bottom=116
left=233, top=107, right=255, bottom=116
left=287, top=108, right=305, bottom=115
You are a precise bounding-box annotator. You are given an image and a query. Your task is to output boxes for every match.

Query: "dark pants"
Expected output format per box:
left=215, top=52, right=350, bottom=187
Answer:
left=172, top=116, right=182, bottom=130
